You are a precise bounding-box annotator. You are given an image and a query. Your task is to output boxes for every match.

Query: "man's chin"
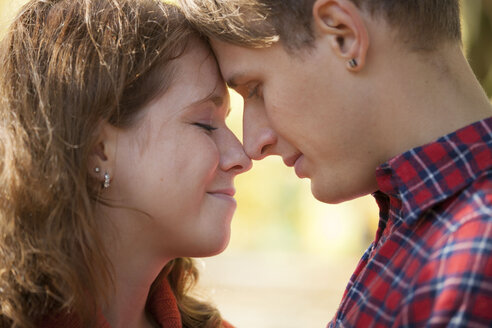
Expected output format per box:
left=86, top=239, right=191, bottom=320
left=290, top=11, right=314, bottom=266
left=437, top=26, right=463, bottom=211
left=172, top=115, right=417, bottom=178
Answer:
left=310, top=181, right=359, bottom=204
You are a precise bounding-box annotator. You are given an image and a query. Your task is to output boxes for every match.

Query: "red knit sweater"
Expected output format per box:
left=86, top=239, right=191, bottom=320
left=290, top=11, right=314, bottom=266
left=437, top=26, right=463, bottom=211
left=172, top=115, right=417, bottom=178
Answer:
left=39, top=278, right=234, bottom=328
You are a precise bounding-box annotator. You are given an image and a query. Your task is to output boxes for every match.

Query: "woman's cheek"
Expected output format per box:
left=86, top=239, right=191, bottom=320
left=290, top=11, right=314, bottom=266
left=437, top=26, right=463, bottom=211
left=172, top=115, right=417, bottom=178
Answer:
left=201, top=138, right=221, bottom=180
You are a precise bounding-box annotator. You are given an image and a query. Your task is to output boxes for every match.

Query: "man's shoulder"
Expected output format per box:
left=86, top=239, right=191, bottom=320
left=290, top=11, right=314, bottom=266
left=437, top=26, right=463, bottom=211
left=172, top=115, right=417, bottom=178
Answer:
left=441, top=168, right=492, bottom=225
left=408, top=169, right=492, bottom=258
left=400, top=172, right=492, bottom=327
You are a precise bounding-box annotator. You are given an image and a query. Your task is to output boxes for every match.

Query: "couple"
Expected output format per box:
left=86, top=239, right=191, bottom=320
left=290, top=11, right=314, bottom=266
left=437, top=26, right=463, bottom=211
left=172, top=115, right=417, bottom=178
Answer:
left=0, top=0, right=491, bottom=327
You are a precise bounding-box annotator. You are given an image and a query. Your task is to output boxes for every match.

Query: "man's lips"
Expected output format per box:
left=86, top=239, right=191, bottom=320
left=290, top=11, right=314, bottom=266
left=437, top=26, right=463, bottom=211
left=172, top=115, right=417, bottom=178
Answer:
left=294, top=155, right=306, bottom=178
left=283, top=153, right=302, bottom=167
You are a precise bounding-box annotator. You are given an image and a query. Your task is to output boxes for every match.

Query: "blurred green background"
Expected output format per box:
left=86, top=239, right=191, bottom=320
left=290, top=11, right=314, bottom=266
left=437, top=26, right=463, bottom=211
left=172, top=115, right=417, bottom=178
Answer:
left=1, top=1, right=491, bottom=327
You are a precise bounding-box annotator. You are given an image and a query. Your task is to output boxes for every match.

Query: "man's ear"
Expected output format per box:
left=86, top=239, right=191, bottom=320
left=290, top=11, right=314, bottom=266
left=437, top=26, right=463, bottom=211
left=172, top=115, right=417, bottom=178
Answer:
left=88, top=121, right=118, bottom=181
left=312, top=0, right=369, bottom=71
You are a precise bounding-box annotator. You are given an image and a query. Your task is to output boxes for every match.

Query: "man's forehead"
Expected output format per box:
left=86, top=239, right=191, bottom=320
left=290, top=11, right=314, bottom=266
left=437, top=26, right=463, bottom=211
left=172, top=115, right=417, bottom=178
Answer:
left=210, top=39, right=253, bottom=66
left=210, top=41, right=260, bottom=87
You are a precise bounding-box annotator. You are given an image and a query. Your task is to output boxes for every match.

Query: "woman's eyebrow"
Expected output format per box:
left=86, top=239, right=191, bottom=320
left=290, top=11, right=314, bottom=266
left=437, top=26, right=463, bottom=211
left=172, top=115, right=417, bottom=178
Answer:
left=187, top=93, right=224, bottom=109
left=209, top=94, right=225, bottom=108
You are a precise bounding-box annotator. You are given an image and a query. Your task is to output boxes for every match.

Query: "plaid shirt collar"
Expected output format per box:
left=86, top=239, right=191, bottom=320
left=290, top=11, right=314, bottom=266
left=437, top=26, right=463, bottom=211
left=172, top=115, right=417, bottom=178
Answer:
left=375, top=116, right=492, bottom=226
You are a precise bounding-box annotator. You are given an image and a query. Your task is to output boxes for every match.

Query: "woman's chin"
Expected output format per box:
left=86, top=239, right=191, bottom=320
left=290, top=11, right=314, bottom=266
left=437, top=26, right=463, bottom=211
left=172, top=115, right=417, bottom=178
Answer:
left=194, top=230, right=231, bottom=258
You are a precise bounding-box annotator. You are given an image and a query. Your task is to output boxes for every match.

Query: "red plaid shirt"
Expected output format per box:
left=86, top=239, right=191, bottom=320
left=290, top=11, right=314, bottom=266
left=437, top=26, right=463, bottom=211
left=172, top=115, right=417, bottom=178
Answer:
left=328, top=117, right=492, bottom=327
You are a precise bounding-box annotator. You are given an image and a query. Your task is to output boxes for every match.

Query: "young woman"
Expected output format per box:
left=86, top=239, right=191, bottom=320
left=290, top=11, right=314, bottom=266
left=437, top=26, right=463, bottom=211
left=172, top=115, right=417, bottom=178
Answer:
left=0, top=0, right=250, bottom=327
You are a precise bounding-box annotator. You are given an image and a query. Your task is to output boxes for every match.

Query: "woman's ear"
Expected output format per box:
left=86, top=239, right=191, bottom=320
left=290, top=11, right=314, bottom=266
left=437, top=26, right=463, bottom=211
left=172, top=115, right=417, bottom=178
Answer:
left=312, top=0, right=369, bottom=71
left=88, top=121, right=118, bottom=182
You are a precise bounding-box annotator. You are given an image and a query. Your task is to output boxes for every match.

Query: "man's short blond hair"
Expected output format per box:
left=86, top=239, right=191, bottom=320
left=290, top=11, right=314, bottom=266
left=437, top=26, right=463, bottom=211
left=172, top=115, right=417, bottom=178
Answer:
left=177, top=0, right=461, bottom=52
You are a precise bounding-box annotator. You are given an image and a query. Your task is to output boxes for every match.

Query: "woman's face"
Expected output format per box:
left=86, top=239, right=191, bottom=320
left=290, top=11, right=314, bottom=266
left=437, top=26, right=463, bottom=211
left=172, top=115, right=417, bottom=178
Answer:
left=105, top=40, right=251, bottom=258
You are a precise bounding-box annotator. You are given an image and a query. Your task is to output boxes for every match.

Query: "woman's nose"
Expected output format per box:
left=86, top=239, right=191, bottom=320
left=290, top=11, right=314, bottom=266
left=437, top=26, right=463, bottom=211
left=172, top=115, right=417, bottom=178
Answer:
left=220, top=133, right=252, bottom=174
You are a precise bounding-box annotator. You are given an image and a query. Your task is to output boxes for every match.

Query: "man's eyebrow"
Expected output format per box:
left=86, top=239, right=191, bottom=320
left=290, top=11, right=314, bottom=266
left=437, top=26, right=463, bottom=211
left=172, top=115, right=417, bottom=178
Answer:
left=226, top=79, right=237, bottom=89
left=226, top=73, right=247, bottom=89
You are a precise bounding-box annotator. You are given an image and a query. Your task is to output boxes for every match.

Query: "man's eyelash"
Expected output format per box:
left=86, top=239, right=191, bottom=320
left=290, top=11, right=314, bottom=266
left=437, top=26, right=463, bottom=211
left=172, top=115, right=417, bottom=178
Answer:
left=247, top=85, right=261, bottom=99
left=193, top=122, right=217, bottom=132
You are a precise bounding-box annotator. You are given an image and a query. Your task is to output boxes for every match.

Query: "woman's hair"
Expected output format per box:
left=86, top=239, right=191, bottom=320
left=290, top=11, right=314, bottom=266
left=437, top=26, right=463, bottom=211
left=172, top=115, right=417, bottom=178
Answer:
left=0, top=0, right=223, bottom=327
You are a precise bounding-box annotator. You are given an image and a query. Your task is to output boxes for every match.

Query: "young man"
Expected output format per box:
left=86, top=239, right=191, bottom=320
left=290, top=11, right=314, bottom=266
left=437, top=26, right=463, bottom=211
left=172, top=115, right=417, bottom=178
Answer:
left=177, top=0, right=492, bottom=326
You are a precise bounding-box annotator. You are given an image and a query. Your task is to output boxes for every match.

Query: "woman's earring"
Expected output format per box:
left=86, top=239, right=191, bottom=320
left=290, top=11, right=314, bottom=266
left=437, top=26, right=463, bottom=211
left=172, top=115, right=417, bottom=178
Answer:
left=348, top=58, right=358, bottom=68
left=94, top=167, right=101, bottom=173
left=103, top=172, right=111, bottom=189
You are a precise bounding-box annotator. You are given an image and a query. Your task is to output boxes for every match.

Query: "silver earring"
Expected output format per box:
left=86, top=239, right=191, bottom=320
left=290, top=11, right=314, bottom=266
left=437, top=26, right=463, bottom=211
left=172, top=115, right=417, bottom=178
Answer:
left=94, top=167, right=101, bottom=173
left=348, top=58, right=358, bottom=68
left=103, top=172, right=111, bottom=188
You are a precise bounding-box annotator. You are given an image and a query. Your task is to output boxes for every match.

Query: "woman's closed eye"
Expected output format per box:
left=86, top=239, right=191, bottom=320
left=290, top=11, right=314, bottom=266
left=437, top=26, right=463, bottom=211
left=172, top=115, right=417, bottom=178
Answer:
left=193, top=122, right=217, bottom=132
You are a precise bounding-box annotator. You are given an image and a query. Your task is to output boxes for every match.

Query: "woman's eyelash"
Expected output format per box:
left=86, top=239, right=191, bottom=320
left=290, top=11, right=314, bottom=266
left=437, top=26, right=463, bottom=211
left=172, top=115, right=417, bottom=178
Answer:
left=193, top=122, right=217, bottom=132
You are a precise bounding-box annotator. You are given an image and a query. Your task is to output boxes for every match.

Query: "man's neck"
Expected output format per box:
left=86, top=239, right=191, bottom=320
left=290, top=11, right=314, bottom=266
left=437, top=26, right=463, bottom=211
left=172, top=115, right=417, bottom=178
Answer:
left=369, top=42, right=492, bottom=163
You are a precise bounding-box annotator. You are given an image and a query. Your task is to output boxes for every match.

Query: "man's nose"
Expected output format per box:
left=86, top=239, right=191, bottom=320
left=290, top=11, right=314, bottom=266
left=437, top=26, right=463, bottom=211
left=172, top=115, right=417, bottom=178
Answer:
left=242, top=103, right=278, bottom=160
left=243, top=127, right=277, bottom=160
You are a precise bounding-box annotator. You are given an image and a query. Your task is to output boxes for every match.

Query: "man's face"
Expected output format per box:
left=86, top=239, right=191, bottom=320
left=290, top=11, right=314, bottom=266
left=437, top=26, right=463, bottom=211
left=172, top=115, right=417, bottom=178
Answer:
left=212, top=40, right=381, bottom=203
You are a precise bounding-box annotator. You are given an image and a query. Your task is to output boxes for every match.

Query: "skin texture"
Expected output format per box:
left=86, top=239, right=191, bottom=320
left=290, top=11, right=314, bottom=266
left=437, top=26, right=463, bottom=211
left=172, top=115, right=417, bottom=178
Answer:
left=212, top=0, right=492, bottom=204
left=91, top=39, right=251, bottom=328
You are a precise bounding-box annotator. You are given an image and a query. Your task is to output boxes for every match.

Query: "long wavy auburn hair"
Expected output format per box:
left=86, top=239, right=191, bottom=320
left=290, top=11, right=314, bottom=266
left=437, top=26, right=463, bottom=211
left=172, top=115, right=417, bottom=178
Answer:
left=0, top=0, right=223, bottom=327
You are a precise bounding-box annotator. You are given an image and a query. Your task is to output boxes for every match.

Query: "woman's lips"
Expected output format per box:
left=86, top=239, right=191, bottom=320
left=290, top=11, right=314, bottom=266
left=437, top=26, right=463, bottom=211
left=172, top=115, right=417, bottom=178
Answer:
left=207, top=188, right=237, bottom=204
